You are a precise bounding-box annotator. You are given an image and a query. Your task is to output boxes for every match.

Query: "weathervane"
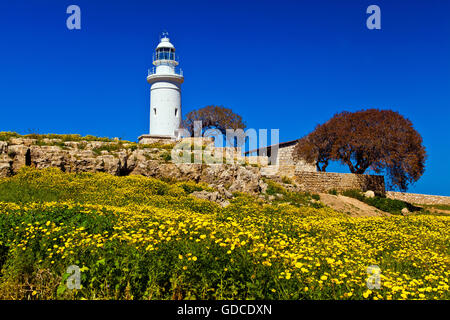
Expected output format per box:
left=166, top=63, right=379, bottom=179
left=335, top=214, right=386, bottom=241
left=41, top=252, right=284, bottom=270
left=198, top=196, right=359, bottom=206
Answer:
left=161, top=31, right=169, bottom=39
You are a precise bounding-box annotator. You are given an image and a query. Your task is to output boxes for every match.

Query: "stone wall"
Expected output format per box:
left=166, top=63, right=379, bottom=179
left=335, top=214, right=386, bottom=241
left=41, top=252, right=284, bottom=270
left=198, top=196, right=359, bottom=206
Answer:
left=293, top=171, right=386, bottom=195
left=211, top=147, right=242, bottom=159
left=277, top=165, right=296, bottom=178
left=246, top=156, right=269, bottom=166
left=386, top=191, right=450, bottom=205
left=275, top=144, right=316, bottom=172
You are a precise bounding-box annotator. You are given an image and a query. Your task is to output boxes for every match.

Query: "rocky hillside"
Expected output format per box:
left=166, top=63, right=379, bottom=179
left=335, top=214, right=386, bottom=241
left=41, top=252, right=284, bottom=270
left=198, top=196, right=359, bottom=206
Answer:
left=0, top=133, right=265, bottom=194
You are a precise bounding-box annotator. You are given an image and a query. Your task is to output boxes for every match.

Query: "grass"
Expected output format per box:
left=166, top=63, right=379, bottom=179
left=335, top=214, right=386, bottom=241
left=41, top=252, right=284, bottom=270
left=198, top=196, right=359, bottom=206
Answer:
left=0, top=132, right=114, bottom=143
left=422, top=204, right=450, bottom=211
left=341, top=189, right=422, bottom=215
left=92, top=142, right=138, bottom=156
left=0, top=168, right=448, bottom=300
left=264, top=179, right=322, bottom=209
left=138, top=142, right=175, bottom=150
left=0, top=132, right=179, bottom=157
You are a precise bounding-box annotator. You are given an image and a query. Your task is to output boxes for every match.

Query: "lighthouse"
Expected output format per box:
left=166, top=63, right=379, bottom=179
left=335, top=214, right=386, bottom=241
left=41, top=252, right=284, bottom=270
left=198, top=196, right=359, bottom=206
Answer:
left=139, top=33, right=184, bottom=144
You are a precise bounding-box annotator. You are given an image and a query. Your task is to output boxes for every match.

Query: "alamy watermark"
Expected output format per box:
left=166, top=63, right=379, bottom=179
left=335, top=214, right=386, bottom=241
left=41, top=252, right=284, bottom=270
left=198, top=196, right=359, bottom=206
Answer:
left=64, top=5, right=379, bottom=31
left=66, top=5, right=81, bottom=30
left=366, top=5, right=381, bottom=30
left=63, top=5, right=379, bottom=31
left=170, top=121, right=280, bottom=166
left=366, top=265, right=381, bottom=289
left=66, top=264, right=81, bottom=290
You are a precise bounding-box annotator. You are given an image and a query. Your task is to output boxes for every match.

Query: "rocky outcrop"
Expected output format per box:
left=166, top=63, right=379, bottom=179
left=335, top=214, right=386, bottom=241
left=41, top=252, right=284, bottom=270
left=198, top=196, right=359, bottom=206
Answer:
left=190, top=187, right=233, bottom=207
left=132, top=161, right=263, bottom=193
left=0, top=138, right=264, bottom=194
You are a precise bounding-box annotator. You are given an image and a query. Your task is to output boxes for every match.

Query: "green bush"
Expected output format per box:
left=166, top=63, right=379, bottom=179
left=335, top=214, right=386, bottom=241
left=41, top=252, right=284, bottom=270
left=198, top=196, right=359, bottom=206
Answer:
left=328, top=189, right=338, bottom=195
left=281, top=176, right=293, bottom=185
left=161, top=152, right=172, bottom=162
left=139, top=142, right=174, bottom=150
left=175, top=181, right=212, bottom=194
left=264, top=179, right=322, bottom=208
left=341, top=189, right=422, bottom=215
left=422, top=204, right=450, bottom=211
left=265, top=180, right=286, bottom=196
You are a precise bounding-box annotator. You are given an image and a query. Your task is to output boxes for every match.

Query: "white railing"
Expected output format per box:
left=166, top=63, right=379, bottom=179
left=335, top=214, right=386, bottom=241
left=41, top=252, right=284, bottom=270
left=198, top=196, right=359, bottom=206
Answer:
left=152, top=53, right=180, bottom=63
left=148, top=68, right=183, bottom=77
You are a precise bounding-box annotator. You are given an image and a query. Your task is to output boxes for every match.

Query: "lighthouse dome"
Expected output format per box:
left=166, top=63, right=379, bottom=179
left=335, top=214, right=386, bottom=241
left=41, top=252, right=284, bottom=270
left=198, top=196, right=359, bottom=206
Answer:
left=156, top=37, right=175, bottom=50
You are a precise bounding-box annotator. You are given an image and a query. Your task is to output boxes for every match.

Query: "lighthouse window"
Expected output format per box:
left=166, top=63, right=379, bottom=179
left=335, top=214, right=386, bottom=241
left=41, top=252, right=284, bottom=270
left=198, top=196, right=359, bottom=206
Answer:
left=156, top=48, right=175, bottom=60
left=175, top=108, right=178, bottom=116
left=153, top=108, right=157, bottom=115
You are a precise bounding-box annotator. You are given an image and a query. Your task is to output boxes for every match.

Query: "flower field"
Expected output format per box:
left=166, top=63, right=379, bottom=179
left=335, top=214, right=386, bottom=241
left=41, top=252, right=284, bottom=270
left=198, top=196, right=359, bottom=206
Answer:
left=0, top=168, right=448, bottom=300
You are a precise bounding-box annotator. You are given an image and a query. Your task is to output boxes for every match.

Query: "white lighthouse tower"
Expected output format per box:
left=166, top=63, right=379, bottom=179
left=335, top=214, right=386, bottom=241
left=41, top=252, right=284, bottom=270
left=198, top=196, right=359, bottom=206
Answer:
left=139, top=33, right=184, bottom=144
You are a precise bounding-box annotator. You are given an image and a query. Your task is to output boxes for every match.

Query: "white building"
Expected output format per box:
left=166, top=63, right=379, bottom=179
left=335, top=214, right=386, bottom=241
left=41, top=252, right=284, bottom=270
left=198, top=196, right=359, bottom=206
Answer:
left=139, top=34, right=184, bottom=144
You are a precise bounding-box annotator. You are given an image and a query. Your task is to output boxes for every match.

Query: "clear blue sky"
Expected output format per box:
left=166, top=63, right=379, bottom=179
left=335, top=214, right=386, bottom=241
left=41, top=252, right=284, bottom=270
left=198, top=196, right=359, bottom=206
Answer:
left=0, top=0, right=449, bottom=195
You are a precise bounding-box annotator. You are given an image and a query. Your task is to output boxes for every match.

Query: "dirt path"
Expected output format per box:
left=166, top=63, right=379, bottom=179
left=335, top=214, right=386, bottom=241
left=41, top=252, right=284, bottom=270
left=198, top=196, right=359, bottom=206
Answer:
left=318, top=193, right=390, bottom=217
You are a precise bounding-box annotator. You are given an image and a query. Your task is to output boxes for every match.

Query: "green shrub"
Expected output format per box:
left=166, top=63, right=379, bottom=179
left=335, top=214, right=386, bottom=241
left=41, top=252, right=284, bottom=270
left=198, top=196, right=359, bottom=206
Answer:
left=422, top=204, right=450, bottom=211
left=340, top=189, right=362, bottom=200
left=311, top=194, right=320, bottom=201
left=281, top=176, right=293, bottom=185
left=328, top=189, right=338, bottom=195
left=77, top=142, right=87, bottom=150
left=341, top=189, right=422, bottom=215
left=139, top=142, right=175, bottom=150
left=265, top=180, right=286, bottom=196
left=264, top=179, right=322, bottom=208
left=161, top=152, right=172, bottom=162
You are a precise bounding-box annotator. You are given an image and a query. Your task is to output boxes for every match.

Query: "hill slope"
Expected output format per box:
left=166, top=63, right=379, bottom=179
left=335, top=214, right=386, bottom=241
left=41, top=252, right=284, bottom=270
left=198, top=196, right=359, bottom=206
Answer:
left=0, top=168, right=448, bottom=300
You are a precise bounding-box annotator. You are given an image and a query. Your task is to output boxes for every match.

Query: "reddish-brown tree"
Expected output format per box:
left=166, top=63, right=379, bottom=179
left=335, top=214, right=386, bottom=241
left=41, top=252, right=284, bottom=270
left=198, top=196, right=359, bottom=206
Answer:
left=182, top=105, right=246, bottom=136
left=294, top=109, right=427, bottom=191
left=294, top=120, right=340, bottom=172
